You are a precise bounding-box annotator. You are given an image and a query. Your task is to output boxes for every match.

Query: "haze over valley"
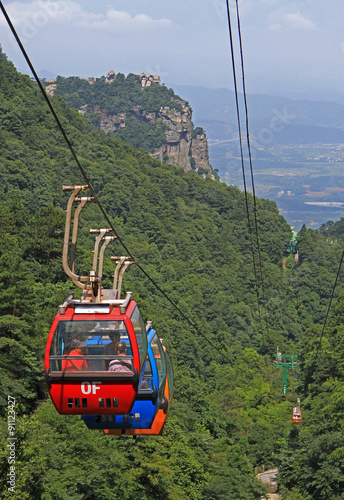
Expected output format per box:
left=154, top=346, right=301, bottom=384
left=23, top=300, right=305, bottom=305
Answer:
left=170, top=84, right=344, bottom=231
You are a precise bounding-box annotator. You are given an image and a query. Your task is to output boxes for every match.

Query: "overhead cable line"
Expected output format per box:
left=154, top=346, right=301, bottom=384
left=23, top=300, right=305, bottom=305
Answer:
left=225, top=0, right=270, bottom=344
left=229, top=1, right=344, bottom=375
left=0, top=2, right=233, bottom=364
left=232, top=0, right=270, bottom=341
left=311, top=247, right=344, bottom=367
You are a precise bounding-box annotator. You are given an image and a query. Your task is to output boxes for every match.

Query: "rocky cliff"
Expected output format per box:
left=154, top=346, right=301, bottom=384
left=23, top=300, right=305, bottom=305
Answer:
left=131, top=101, right=211, bottom=175
left=45, top=71, right=217, bottom=179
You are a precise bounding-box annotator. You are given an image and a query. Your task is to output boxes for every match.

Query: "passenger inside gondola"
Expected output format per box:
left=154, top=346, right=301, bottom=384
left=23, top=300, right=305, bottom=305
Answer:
left=62, top=339, right=88, bottom=371
left=103, top=331, right=120, bottom=357
left=108, top=342, right=132, bottom=372
left=49, top=320, right=133, bottom=373
left=137, top=354, right=153, bottom=391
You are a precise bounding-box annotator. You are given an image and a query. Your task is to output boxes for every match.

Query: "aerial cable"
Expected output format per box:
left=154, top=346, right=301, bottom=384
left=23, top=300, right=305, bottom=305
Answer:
left=230, top=1, right=344, bottom=371
left=0, top=2, right=234, bottom=365
left=310, top=247, right=344, bottom=367
left=225, top=0, right=267, bottom=340
left=232, top=0, right=270, bottom=342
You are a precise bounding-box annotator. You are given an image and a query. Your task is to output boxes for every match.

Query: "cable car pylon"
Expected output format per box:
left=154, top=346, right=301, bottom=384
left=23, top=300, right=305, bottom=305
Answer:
left=274, top=346, right=298, bottom=399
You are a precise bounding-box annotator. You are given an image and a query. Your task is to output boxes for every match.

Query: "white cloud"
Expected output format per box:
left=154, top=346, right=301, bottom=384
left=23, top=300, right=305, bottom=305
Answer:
left=284, top=12, right=317, bottom=31
left=79, top=8, right=172, bottom=31
left=268, top=9, right=317, bottom=32
left=0, top=1, right=79, bottom=26
left=0, top=1, right=172, bottom=31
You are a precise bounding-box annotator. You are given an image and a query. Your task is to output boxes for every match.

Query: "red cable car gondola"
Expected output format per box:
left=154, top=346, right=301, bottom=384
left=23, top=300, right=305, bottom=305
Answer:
left=292, top=398, right=302, bottom=424
left=45, top=294, right=148, bottom=415
left=292, top=406, right=302, bottom=424
left=44, top=185, right=148, bottom=415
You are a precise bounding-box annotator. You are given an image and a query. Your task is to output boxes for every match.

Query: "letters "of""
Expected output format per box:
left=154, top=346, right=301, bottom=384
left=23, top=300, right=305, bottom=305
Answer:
left=81, top=381, right=102, bottom=395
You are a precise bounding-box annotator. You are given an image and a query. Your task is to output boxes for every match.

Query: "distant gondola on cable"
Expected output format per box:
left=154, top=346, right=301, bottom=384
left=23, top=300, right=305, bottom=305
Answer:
left=44, top=186, right=148, bottom=415
left=82, top=323, right=174, bottom=435
left=286, top=230, right=299, bottom=262
left=292, top=398, right=302, bottom=424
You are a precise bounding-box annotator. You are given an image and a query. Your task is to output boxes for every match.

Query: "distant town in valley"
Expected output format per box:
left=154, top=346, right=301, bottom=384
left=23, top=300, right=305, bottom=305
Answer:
left=208, top=141, right=344, bottom=231
left=168, top=84, right=344, bottom=232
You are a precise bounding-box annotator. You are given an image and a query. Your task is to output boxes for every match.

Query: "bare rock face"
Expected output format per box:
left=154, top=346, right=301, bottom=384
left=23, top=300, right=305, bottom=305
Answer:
left=105, top=70, right=116, bottom=84
left=78, top=104, right=88, bottom=117
left=93, top=107, right=126, bottom=134
left=190, top=134, right=210, bottom=176
left=45, top=81, right=56, bottom=96
left=150, top=103, right=192, bottom=170
left=148, top=103, right=213, bottom=177
left=97, top=97, right=214, bottom=176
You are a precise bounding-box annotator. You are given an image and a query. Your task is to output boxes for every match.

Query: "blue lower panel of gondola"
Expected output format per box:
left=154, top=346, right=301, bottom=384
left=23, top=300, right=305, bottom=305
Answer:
left=82, top=398, right=157, bottom=430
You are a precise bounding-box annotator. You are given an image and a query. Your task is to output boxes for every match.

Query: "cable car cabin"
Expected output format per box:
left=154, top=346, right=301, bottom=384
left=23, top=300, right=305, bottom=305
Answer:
left=102, top=339, right=174, bottom=436
left=44, top=296, right=148, bottom=415
left=292, top=406, right=302, bottom=424
left=117, top=345, right=174, bottom=436
left=82, top=327, right=173, bottom=434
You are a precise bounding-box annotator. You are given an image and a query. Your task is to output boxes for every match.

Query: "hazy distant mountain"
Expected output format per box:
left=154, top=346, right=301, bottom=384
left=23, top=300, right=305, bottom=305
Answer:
left=278, top=89, right=344, bottom=106
left=168, top=83, right=344, bottom=145
left=38, top=69, right=57, bottom=81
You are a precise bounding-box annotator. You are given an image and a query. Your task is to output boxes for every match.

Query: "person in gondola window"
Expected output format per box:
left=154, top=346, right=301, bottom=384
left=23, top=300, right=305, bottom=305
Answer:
left=108, top=341, right=132, bottom=372
left=102, top=331, right=120, bottom=370
left=62, top=339, right=88, bottom=372
left=103, top=331, right=120, bottom=356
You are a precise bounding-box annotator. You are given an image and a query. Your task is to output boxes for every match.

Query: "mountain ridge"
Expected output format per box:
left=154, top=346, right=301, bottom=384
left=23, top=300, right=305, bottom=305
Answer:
left=168, top=83, right=344, bottom=143
left=42, top=71, right=218, bottom=179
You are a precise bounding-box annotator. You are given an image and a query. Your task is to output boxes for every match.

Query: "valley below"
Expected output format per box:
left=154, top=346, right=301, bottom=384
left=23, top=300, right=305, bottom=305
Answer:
left=208, top=140, right=344, bottom=231
left=169, top=84, right=344, bottom=231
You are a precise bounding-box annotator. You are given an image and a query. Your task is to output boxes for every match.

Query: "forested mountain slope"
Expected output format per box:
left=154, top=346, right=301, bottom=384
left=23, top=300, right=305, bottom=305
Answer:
left=1, top=52, right=344, bottom=499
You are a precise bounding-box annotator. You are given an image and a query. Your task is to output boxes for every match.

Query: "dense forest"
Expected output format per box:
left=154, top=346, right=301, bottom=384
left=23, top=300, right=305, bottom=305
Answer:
left=45, top=74, right=189, bottom=150
left=49, top=72, right=173, bottom=152
left=1, top=51, right=344, bottom=499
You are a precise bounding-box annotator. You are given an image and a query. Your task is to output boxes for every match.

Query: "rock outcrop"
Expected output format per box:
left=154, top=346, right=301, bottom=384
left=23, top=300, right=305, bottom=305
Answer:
left=149, top=103, right=211, bottom=175
left=93, top=107, right=126, bottom=135
left=139, top=73, right=161, bottom=87
left=88, top=97, right=213, bottom=177
left=191, top=133, right=210, bottom=174
left=105, top=70, right=116, bottom=84
left=45, top=80, right=57, bottom=96
left=46, top=71, right=216, bottom=178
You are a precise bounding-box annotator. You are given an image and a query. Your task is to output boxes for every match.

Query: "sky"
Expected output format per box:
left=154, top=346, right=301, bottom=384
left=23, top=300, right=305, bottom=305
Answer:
left=0, top=0, right=343, bottom=99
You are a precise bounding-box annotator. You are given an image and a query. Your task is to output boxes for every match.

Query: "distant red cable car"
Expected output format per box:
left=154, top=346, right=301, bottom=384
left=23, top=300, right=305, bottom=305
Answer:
left=292, top=399, right=302, bottom=424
